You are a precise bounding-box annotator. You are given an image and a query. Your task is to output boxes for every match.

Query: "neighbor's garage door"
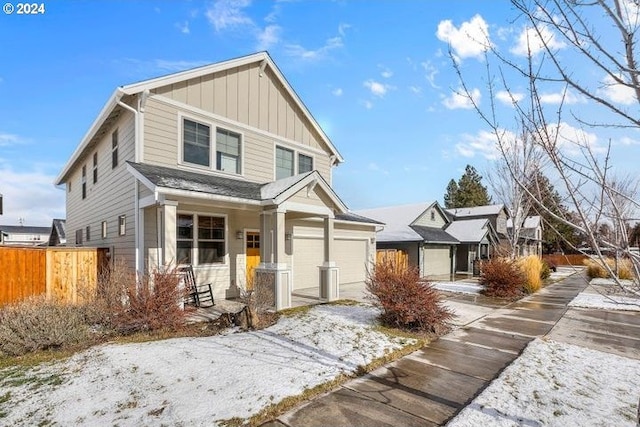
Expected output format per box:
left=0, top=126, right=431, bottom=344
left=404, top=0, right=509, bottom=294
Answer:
left=335, top=239, right=368, bottom=285
left=423, top=245, right=451, bottom=277
left=292, top=237, right=323, bottom=290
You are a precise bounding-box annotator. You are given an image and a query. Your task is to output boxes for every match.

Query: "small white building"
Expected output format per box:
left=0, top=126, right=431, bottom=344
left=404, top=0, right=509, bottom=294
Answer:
left=0, top=225, right=51, bottom=246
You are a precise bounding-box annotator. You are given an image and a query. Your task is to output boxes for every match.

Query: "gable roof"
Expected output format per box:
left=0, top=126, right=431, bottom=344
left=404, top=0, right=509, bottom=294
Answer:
left=355, top=201, right=457, bottom=243
left=126, top=161, right=349, bottom=213
left=446, top=204, right=508, bottom=219
left=445, top=218, right=496, bottom=243
left=506, top=215, right=542, bottom=229
left=55, top=51, right=343, bottom=185
left=0, top=225, right=51, bottom=235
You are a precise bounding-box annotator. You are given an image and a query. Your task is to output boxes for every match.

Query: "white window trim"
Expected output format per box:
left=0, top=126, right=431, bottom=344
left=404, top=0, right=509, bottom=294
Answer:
left=273, top=143, right=315, bottom=181
left=157, top=95, right=329, bottom=158
left=178, top=113, right=245, bottom=178
left=177, top=210, right=229, bottom=268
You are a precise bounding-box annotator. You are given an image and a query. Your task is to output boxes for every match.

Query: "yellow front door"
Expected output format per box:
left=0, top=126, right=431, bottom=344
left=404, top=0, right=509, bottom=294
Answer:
left=246, top=232, right=260, bottom=291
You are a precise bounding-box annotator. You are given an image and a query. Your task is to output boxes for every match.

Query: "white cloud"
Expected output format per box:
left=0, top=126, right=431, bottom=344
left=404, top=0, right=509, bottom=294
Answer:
left=455, top=130, right=502, bottom=160
left=379, top=65, right=393, bottom=78
left=0, top=164, right=64, bottom=225
left=285, top=36, right=343, bottom=61
left=617, top=136, right=640, bottom=146
left=600, top=74, right=637, bottom=105
left=409, top=86, right=422, bottom=95
left=496, top=90, right=525, bottom=106
left=0, top=133, right=23, bottom=147
left=338, top=23, right=351, bottom=37
left=367, top=162, right=389, bottom=175
left=175, top=21, right=190, bottom=34
left=420, top=61, right=440, bottom=89
left=442, top=88, right=481, bottom=110
left=511, top=25, right=566, bottom=56
left=362, top=100, right=373, bottom=110
left=332, top=88, right=343, bottom=97
left=256, top=25, right=281, bottom=50
left=436, top=14, right=492, bottom=61
left=539, top=89, right=584, bottom=105
left=206, top=0, right=253, bottom=32
left=550, top=122, right=601, bottom=154
left=363, top=79, right=392, bottom=98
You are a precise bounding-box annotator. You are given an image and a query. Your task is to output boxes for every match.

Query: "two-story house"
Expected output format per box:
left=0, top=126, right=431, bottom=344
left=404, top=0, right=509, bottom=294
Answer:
left=55, top=52, right=379, bottom=310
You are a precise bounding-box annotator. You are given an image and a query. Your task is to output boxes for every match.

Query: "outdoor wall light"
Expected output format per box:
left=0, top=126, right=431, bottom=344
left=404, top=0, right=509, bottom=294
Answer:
left=285, top=232, right=292, bottom=241
left=236, top=231, right=243, bottom=240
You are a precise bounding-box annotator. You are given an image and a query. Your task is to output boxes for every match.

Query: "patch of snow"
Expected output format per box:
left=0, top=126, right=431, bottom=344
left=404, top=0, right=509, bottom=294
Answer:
left=433, top=282, right=481, bottom=295
left=0, top=304, right=415, bottom=426
left=569, top=293, right=640, bottom=311
left=590, top=277, right=636, bottom=287
left=447, top=338, right=640, bottom=427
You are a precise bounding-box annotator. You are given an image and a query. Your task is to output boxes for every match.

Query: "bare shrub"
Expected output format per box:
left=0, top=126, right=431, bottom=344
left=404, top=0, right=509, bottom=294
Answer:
left=88, top=261, right=188, bottom=335
left=0, top=296, right=92, bottom=356
left=238, top=272, right=278, bottom=329
left=480, top=257, right=526, bottom=299
left=518, top=255, right=543, bottom=293
left=365, top=260, right=453, bottom=334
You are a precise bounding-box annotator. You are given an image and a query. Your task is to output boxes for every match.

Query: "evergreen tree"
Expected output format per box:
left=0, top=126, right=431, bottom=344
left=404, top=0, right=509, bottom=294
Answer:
left=444, top=165, right=492, bottom=208
left=526, top=172, right=580, bottom=253
left=444, top=179, right=459, bottom=209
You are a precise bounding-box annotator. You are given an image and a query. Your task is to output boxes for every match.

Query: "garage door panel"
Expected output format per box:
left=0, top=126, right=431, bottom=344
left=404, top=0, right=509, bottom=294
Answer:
left=292, top=237, right=323, bottom=290
left=423, top=245, right=451, bottom=277
left=335, top=239, right=368, bottom=285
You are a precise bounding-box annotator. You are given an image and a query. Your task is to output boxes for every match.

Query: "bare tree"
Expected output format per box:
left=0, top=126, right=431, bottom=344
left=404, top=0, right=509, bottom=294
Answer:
left=449, top=0, right=640, bottom=295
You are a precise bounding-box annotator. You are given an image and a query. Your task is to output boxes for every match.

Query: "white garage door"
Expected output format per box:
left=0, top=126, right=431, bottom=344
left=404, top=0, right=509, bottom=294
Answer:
left=423, top=245, right=451, bottom=278
left=335, top=239, right=368, bottom=285
left=292, top=237, right=323, bottom=290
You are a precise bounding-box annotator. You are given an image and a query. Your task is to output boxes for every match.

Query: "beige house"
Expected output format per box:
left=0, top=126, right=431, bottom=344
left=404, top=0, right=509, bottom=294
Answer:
left=55, top=52, right=379, bottom=310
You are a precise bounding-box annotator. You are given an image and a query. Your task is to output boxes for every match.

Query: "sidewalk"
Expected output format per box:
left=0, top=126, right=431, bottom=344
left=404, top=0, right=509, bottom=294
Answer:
left=264, top=272, right=639, bottom=426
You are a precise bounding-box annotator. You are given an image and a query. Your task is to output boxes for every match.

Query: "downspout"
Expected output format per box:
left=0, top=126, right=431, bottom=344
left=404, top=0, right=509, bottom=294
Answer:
left=116, top=89, right=149, bottom=276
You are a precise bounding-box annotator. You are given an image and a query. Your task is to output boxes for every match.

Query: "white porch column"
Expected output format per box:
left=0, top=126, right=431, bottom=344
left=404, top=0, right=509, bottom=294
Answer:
left=256, top=209, right=291, bottom=311
left=162, top=201, right=178, bottom=266
left=319, top=216, right=339, bottom=301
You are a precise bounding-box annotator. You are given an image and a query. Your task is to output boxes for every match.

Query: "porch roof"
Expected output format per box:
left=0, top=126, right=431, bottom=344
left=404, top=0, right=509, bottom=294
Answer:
left=445, top=218, right=493, bottom=243
left=128, top=162, right=263, bottom=200
left=127, top=162, right=376, bottom=223
left=411, top=225, right=459, bottom=244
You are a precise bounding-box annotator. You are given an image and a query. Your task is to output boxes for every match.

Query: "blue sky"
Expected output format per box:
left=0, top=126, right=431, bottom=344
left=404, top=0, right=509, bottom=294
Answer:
left=0, top=0, right=637, bottom=226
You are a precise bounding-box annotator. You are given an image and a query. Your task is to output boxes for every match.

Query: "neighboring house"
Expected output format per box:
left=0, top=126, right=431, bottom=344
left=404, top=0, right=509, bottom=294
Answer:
left=48, top=218, right=67, bottom=246
left=445, top=204, right=510, bottom=240
left=0, top=225, right=51, bottom=246
left=507, top=215, right=543, bottom=257
left=54, top=52, right=379, bottom=310
left=355, top=202, right=459, bottom=279
left=444, top=218, right=500, bottom=273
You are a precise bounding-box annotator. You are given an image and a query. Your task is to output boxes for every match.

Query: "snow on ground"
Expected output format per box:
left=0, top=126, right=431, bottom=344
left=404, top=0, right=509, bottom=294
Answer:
left=569, top=292, right=640, bottom=311
left=0, top=304, right=415, bottom=427
left=447, top=338, right=640, bottom=427
left=432, top=282, right=481, bottom=294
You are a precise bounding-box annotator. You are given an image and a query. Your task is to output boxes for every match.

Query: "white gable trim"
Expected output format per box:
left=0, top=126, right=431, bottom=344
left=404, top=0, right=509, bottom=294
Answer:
left=121, top=52, right=343, bottom=163
left=266, top=171, right=348, bottom=213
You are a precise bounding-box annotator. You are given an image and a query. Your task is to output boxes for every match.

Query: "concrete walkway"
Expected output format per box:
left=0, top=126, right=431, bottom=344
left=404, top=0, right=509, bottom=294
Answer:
left=264, top=272, right=640, bottom=426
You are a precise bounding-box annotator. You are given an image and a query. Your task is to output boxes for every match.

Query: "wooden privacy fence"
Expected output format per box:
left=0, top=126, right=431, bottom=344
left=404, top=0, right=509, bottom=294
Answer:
left=543, top=254, right=588, bottom=266
left=376, top=249, right=409, bottom=270
left=0, top=246, right=108, bottom=306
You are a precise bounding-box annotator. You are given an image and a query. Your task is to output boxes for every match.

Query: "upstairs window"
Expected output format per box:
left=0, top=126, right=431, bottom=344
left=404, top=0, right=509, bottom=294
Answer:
left=86, top=226, right=91, bottom=242
left=183, top=119, right=211, bottom=167
left=75, top=229, right=83, bottom=245
left=112, top=129, right=119, bottom=169
left=81, top=165, right=87, bottom=199
left=101, top=221, right=107, bottom=239
left=93, top=152, right=98, bottom=184
left=276, top=146, right=294, bottom=179
left=298, top=153, right=313, bottom=174
left=216, top=128, right=241, bottom=174
left=118, top=215, right=126, bottom=236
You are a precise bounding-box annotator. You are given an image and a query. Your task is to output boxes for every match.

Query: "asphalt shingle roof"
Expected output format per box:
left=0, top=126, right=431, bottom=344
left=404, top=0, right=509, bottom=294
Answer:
left=411, top=225, right=459, bottom=244
left=445, top=218, right=491, bottom=243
